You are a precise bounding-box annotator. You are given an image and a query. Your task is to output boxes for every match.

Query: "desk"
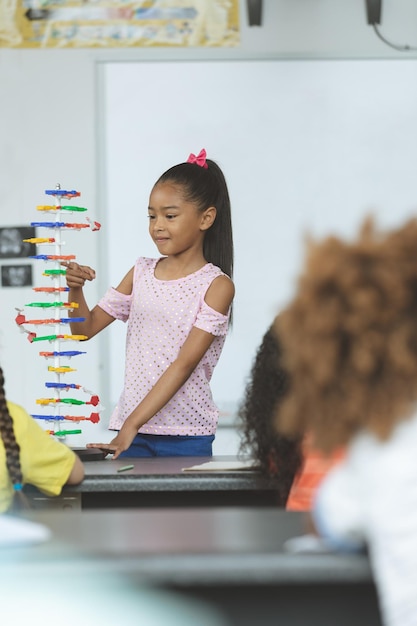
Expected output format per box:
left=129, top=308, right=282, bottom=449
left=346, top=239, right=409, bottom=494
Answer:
left=8, top=508, right=382, bottom=626
left=25, top=455, right=283, bottom=510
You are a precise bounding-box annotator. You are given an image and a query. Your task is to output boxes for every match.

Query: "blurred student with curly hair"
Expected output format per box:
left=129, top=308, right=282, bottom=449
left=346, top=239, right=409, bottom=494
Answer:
left=238, top=320, right=343, bottom=509
left=238, top=323, right=302, bottom=506
left=275, top=217, right=417, bottom=626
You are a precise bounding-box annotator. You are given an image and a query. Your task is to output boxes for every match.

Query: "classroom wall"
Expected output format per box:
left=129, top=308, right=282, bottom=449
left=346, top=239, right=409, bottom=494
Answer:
left=101, top=56, right=417, bottom=436
left=1, top=0, right=416, bottom=451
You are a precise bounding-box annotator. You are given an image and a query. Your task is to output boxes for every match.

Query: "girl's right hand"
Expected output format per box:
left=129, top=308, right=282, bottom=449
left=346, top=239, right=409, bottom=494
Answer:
left=61, top=261, right=96, bottom=288
left=86, top=421, right=138, bottom=460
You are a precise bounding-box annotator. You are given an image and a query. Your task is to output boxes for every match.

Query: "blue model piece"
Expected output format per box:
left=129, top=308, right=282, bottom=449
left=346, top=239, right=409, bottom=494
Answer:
left=48, top=351, right=86, bottom=357
left=31, top=222, right=66, bottom=228
left=60, top=317, right=85, bottom=323
left=45, top=382, right=80, bottom=389
left=45, top=189, right=80, bottom=196
left=31, top=414, right=65, bottom=421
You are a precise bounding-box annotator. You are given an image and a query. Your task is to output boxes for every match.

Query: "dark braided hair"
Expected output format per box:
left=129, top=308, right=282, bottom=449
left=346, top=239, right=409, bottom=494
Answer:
left=238, top=322, right=303, bottom=506
left=0, top=366, right=30, bottom=511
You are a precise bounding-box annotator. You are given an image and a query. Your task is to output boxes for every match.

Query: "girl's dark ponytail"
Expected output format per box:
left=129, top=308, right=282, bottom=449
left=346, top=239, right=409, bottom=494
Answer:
left=203, top=159, right=234, bottom=282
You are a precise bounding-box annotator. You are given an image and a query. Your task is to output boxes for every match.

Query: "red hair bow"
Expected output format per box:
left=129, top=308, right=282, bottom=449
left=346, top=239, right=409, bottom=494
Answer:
left=186, top=148, right=208, bottom=169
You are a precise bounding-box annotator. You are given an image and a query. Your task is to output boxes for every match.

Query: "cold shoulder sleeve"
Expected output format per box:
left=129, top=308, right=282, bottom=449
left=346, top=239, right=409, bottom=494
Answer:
left=194, top=299, right=229, bottom=336
left=97, top=287, right=132, bottom=322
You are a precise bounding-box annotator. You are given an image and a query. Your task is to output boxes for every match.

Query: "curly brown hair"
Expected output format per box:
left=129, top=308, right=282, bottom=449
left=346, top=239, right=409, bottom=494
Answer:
left=238, top=322, right=302, bottom=505
left=275, top=217, right=417, bottom=454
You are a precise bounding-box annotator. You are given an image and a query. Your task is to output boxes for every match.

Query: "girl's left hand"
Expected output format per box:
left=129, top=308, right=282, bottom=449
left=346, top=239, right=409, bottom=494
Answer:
left=87, top=423, right=138, bottom=460
left=61, top=261, right=96, bottom=288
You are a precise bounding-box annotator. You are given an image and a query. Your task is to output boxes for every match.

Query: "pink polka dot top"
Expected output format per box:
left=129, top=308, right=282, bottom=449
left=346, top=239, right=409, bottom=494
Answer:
left=98, top=257, right=231, bottom=435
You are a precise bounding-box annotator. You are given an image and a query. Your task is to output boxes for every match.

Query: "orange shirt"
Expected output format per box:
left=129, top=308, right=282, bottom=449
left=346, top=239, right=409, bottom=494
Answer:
left=286, top=443, right=345, bottom=511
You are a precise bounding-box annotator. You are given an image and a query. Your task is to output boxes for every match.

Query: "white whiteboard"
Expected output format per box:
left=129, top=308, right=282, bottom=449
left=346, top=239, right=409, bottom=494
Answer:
left=99, top=59, right=417, bottom=419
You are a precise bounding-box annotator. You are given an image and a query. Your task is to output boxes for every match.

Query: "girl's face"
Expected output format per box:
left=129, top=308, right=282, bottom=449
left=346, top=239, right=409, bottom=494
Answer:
left=148, top=182, right=212, bottom=257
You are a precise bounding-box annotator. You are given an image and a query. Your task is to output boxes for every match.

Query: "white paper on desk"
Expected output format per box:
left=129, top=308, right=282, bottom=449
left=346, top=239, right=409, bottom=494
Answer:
left=0, top=515, right=51, bottom=548
left=182, top=460, right=259, bottom=472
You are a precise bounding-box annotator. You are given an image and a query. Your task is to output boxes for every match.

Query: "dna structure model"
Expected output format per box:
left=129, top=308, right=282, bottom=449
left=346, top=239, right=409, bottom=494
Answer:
left=15, top=185, right=102, bottom=439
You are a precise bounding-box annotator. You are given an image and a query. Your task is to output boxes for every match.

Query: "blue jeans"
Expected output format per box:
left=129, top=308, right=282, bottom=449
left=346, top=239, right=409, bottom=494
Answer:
left=118, top=433, right=215, bottom=458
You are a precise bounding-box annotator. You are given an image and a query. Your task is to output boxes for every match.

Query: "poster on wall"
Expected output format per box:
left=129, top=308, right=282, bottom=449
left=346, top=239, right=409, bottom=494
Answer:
left=0, top=0, right=239, bottom=48
left=0, top=227, right=36, bottom=259
left=1, top=264, right=33, bottom=287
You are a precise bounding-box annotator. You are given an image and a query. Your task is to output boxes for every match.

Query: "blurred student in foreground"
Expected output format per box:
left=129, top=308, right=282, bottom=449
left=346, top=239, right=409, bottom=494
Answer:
left=274, top=217, right=417, bottom=626
left=238, top=323, right=302, bottom=506
left=238, top=320, right=342, bottom=509
left=0, top=365, right=84, bottom=513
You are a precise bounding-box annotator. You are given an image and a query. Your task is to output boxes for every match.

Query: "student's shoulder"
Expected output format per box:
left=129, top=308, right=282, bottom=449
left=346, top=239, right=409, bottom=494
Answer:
left=6, top=401, right=31, bottom=425
left=6, top=401, right=47, bottom=441
left=135, top=256, right=159, bottom=268
left=212, top=273, right=235, bottom=297
left=205, top=262, right=234, bottom=283
left=116, top=258, right=158, bottom=294
left=132, top=256, right=160, bottom=277
left=208, top=266, right=235, bottom=295
left=205, top=273, right=235, bottom=313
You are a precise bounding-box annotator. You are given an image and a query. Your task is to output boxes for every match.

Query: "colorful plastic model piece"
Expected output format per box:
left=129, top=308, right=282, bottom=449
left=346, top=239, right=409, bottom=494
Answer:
left=15, top=184, right=102, bottom=440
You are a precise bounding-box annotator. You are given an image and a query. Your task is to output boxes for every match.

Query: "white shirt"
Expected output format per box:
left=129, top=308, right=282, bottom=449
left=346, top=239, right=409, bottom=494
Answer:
left=313, top=411, right=417, bottom=626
